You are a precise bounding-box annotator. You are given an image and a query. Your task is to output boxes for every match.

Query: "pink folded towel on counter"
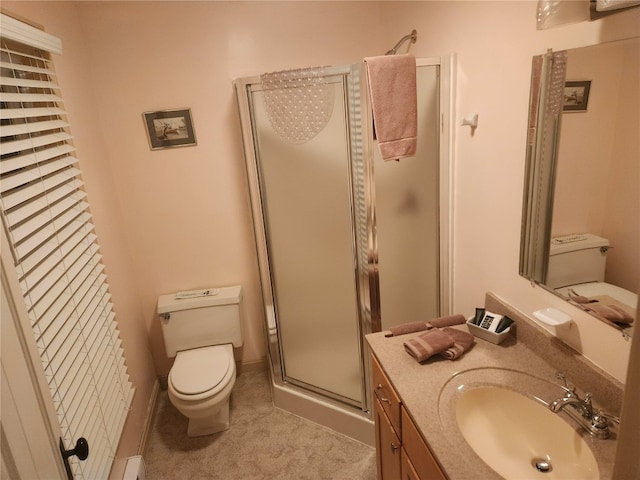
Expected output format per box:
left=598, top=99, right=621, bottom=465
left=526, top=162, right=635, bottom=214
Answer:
left=364, top=54, right=417, bottom=161
left=438, top=327, right=475, bottom=360
left=385, top=314, right=466, bottom=337
left=427, top=314, right=467, bottom=329
left=386, top=321, right=430, bottom=337
left=403, top=329, right=455, bottom=363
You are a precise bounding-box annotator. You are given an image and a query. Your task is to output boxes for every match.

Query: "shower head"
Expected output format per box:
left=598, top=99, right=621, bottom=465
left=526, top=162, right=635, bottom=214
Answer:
left=385, top=29, right=418, bottom=55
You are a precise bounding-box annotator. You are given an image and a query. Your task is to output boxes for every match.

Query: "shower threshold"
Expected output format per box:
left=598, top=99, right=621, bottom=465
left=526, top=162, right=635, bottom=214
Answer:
left=271, top=381, right=374, bottom=447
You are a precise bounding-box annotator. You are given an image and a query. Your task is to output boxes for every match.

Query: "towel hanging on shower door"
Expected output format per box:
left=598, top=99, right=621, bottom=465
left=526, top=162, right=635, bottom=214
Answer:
left=364, top=54, right=417, bottom=161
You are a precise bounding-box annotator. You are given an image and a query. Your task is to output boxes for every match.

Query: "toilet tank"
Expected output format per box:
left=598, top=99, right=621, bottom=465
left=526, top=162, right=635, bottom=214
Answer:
left=546, top=234, right=609, bottom=289
left=157, top=285, right=243, bottom=357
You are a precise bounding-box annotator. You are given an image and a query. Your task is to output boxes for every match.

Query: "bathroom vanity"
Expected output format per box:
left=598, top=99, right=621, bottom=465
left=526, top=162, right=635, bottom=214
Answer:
left=367, top=293, right=623, bottom=479
left=372, top=354, right=446, bottom=479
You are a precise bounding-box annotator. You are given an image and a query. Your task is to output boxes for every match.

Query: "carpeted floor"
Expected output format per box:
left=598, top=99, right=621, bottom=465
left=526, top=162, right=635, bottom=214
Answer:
left=144, top=369, right=377, bottom=479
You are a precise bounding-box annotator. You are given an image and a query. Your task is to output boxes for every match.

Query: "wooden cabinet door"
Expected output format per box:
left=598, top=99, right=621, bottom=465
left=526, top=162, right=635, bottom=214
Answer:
left=372, top=355, right=402, bottom=434
left=374, top=398, right=402, bottom=480
left=401, top=407, right=447, bottom=480
left=401, top=449, right=420, bottom=480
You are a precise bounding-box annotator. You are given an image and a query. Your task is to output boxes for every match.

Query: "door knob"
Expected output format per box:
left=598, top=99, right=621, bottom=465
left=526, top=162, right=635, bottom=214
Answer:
left=59, top=437, right=89, bottom=480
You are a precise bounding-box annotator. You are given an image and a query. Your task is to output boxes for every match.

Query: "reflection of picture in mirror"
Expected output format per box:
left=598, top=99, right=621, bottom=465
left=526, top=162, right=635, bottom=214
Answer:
left=563, top=80, right=591, bottom=111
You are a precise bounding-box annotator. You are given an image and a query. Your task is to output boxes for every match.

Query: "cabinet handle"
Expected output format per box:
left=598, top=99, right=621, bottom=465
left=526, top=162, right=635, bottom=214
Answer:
left=376, top=384, right=392, bottom=405
left=390, top=442, right=400, bottom=454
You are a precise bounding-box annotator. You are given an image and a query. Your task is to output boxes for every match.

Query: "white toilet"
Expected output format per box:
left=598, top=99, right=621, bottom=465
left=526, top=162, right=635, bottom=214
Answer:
left=547, top=233, right=638, bottom=311
left=157, top=285, right=243, bottom=437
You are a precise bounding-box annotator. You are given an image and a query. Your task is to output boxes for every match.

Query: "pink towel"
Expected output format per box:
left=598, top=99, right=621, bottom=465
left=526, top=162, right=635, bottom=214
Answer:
left=586, top=304, right=635, bottom=324
left=438, top=327, right=475, bottom=360
left=386, top=321, right=430, bottom=337
left=427, top=314, right=466, bottom=329
left=403, top=329, right=455, bottom=363
left=385, top=314, right=466, bottom=337
left=364, top=54, right=417, bottom=161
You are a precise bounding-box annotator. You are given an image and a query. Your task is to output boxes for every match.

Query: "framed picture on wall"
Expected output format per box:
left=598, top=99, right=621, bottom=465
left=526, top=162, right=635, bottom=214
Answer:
left=563, top=81, right=591, bottom=112
left=143, top=108, right=197, bottom=150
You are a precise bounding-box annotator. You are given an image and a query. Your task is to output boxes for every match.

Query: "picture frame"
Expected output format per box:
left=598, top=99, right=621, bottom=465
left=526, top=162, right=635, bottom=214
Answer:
left=563, top=81, right=591, bottom=112
left=143, top=108, right=197, bottom=150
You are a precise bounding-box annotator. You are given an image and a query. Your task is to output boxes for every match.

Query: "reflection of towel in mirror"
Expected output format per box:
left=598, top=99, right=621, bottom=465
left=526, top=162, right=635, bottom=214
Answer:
left=585, top=303, right=634, bottom=324
left=438, top=327, right=475, bottom=360
left=569, top=294, right=592, bottom=304
left=364, top=54, right=417, bottom=161
left=403, top=329, right=454, bottom=363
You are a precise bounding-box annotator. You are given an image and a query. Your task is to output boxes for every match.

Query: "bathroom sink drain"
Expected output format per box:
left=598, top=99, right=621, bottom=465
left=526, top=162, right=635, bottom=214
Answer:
left=532, top=457, right=552, bottom=473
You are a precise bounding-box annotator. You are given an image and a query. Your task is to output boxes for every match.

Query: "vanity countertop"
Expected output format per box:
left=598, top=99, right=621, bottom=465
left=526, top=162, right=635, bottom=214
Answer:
left=366, top=292, right=623, bottom=479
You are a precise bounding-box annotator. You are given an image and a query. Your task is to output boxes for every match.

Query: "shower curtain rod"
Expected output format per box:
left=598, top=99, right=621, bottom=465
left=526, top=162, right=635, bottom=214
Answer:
left=385, top=29, right=417, bottom=55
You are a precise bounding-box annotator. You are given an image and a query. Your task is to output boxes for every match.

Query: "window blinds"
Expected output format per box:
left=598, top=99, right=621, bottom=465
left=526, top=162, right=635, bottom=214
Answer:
left=0, top=18, right=133, bottom=480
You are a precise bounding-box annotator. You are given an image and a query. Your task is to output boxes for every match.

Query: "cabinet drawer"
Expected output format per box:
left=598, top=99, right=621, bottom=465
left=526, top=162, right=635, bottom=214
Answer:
left=401, top=407, right=447, bottom=480
left=372, top=355, right=402, bottom=434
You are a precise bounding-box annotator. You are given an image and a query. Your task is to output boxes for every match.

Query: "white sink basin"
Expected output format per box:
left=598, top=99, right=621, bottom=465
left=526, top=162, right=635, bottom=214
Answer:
left=456, top=386, right=599, bottom=479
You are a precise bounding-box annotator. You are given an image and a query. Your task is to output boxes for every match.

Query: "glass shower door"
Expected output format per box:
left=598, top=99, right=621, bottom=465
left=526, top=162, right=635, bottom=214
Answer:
left=248, top=71, right=363, bottom=404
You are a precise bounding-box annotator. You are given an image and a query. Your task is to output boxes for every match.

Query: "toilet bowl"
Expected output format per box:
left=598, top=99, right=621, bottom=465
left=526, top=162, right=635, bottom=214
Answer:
left=157, top=285, right=244, bottom=437
left=167, top=344, right=236, bottom=436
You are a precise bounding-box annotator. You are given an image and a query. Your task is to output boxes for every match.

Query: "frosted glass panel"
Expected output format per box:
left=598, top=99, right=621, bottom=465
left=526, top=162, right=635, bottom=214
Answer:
left=250, top=79, right=362, bottom=403
left=376, top=65, right=440, bottom=329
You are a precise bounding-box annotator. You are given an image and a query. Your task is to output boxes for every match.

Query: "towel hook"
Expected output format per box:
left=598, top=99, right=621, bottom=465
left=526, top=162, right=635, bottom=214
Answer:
left=386, top=29, right=417, bottom=55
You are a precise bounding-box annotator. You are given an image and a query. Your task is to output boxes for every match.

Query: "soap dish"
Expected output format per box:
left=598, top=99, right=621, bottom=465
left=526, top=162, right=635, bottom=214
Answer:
left=533, top=307, right=572, bottom=327
left=466, top=318, right=511, bottom=345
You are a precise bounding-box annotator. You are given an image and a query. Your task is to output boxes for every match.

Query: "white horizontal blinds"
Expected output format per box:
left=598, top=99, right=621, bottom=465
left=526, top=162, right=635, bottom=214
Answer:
left=1, top=29, right=133, bottom=480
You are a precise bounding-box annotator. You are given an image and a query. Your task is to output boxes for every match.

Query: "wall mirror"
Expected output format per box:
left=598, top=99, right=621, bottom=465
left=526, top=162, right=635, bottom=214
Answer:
left=520, top=37, right=639, bottom=338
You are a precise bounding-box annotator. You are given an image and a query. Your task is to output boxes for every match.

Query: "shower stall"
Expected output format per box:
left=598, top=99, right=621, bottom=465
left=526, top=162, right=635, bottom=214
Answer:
left=235, top=57, right=453, bottom=444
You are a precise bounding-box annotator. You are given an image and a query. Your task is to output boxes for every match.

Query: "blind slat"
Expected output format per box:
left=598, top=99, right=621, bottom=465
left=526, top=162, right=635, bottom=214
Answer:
left=0, top=91, right=63, bottom=104
left=0, top=75, right=60, bottom=90
left=11, top=194, right=87, bottom=247
left=1, top=155, right=77, bottom=194
left=0, top=59, right=55, bottom=76
left=0, top=119, right=69, bottom=138
left=0, top=106, right=66, bottom=120
left=0, top=131, right=71, bottom=156
left=0, top=145, right=75, bottom=174
left=3, top=176, right=83, bottom=219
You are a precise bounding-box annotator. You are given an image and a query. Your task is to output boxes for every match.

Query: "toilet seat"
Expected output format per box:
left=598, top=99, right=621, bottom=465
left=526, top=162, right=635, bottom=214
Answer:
left=170, top=345, right=233, bottom=396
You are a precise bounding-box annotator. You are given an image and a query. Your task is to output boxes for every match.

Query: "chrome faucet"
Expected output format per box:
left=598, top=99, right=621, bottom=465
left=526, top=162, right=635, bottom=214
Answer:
left=548, top=372, right=618, bottom=439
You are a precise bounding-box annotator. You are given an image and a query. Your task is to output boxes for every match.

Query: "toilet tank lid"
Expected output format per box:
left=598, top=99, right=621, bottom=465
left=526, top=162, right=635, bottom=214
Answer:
left=549, top=233, right=609, bottom=255
left=157, top=285, right=242, bottom=315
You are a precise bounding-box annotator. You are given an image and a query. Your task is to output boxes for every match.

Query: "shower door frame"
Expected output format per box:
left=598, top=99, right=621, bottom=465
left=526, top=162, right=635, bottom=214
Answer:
left=234, top=55, right=454, bottom=432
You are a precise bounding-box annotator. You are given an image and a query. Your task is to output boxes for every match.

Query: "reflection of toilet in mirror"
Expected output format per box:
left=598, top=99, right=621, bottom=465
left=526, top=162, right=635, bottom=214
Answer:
left=546, top=234, right=637, bottom=325
left=157, top=286, right=243, bottom=437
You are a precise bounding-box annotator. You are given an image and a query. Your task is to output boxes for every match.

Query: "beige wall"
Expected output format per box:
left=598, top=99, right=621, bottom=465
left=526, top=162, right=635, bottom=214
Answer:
left=3, top=0, right=639, bottom=475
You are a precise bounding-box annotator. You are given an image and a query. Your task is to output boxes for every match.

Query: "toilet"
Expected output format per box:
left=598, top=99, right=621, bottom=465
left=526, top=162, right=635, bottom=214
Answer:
left=157, top=285, right=243, bottom=437
left=546, top=233, right=637, bottom=311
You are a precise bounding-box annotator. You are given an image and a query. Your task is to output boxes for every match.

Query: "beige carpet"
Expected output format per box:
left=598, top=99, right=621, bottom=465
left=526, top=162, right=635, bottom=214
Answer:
left=144, top=369, right=377, bottom=479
